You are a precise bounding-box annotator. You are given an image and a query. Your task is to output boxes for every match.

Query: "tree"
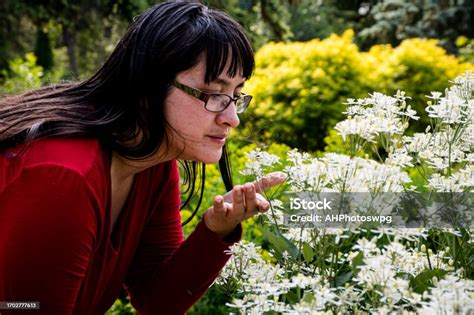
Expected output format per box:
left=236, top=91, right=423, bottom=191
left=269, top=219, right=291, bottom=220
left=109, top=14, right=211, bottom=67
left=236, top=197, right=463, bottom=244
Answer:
left=288, top=0, right=362, bottom=41
left=207, top=0, right=293, bottom=48
left=0, top=0, right=150, bottom=78
left=356, top=0, right=474, bottom=53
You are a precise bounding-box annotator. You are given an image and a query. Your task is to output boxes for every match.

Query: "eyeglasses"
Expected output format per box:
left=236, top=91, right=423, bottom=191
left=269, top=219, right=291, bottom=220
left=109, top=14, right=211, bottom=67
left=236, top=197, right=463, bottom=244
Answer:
left=172, top=80, right=252, bottom=113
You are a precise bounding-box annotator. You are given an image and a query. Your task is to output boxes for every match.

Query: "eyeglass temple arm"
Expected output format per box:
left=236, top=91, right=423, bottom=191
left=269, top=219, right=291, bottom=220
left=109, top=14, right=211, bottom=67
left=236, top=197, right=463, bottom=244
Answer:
left=173, top=81, right=210, bottom=103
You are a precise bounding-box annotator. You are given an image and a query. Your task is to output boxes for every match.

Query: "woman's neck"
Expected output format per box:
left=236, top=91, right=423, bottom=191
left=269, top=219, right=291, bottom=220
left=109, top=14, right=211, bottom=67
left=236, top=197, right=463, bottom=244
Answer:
left=110, top=150, right=170, bottom=181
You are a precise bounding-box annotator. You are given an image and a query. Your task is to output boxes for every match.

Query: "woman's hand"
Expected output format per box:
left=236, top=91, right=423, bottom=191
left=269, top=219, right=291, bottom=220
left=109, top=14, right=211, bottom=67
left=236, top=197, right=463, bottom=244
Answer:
left=203, top=172, right=287, bottom=239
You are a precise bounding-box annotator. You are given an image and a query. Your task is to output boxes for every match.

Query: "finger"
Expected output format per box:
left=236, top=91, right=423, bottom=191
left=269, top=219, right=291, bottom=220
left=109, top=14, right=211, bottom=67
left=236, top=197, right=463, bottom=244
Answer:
left=254, top=171, right=287, bottom=194
left=222, top=190, right=233, bottom=204
left=255, top=194, right=270, bottom=213
left=213, top=195, right=227, bottom=214
left=232, top=185, right=245, bottom=215
left=243, top=183, right=258, bottom=214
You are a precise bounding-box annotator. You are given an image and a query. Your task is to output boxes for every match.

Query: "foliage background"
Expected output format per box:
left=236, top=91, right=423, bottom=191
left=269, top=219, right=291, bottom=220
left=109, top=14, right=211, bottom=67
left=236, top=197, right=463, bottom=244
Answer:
left=1, top=0, right=473, bottom=314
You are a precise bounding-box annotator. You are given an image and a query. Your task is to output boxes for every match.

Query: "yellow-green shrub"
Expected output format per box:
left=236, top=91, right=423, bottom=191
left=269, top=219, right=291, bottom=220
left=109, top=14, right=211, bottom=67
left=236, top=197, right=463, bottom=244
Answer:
left=366, top=38, right=474, bottom=131
left=241, top=30, right=370, bottom=152
left=241, top=31, right=474, bottom=152
left=0, top=53, right=43, bottom=96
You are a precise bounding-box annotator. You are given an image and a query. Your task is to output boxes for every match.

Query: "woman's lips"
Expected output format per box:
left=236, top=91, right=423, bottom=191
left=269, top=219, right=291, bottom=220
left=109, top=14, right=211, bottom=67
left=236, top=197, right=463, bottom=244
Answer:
left=206, top=134, right=227, bottom=145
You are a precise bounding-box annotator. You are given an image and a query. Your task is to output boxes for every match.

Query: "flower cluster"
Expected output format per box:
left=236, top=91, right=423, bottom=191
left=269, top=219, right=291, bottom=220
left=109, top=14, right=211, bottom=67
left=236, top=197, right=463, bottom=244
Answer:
left=220, top=231, right=470, bottom=314
left=335, top=91, right=418, bottom=141
left=222, top=241, right=342, bottom=314
left=239, top=148, right=281, bottom=178
left=399, top=71, right=473, bottom=190
left=419, top=275, right=474, bottom=314
left=284, top=151, right=411, bottom=193
left=217, top=72, right=473, bottom=314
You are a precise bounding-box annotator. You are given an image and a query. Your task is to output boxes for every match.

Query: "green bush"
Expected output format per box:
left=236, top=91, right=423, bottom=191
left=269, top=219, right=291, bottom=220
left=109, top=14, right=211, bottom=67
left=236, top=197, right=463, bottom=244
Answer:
left=367, top=38, right=474, bottom=132
left=104, top=295, right=135, bottom=315
left=241, top=30, right=369, bottom=152
left=456, top=36, right=474, bottom=63
left=240, top=31, right=474, bottom=152
left=0, top=53, right=43, bottom=96
left=0, top=51, right=67, bottom=97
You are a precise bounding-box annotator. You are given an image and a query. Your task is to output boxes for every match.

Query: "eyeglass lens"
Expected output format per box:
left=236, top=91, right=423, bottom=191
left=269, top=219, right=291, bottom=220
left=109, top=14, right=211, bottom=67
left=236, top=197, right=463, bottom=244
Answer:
left=206, top=94, right=249, bottom=113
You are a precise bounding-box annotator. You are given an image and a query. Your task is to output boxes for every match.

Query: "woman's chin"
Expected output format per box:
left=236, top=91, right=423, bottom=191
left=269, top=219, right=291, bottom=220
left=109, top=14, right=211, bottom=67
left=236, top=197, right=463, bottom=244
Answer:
left=182, top=149, right=223, bottom=164
left=200, top=154, right=222, bottom=164
left=203, top=148, right=224, bottom=164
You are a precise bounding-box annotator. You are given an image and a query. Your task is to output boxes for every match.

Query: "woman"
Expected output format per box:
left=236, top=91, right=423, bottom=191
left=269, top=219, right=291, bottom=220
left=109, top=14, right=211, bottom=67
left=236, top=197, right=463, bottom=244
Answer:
left=0, top=2, right=285, bottom=314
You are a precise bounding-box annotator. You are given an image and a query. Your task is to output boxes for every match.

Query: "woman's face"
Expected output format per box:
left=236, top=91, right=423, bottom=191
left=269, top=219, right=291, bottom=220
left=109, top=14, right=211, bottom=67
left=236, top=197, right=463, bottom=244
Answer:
left=164, top=57, right=245, bottom=164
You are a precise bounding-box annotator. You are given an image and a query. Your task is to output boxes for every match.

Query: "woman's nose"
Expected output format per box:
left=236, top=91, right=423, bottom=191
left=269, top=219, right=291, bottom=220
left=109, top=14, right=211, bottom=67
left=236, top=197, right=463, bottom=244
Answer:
left=217, top=101, right=240, bottom=128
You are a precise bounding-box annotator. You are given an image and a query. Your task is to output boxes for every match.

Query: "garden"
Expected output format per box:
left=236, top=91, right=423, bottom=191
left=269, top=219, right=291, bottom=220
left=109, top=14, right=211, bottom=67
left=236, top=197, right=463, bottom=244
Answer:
left=1, top=1, right=473, bottom=314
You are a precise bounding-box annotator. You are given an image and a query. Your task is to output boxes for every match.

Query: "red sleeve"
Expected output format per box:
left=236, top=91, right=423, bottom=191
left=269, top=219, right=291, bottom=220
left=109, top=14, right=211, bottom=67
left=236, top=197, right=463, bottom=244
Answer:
left=0, top=165, right=99, bottom=315
left=124, top=161, right=242, bottom=315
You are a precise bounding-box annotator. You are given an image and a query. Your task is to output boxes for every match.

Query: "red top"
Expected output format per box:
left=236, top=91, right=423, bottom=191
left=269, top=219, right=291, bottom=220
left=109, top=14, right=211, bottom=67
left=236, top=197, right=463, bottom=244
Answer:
left=0, top=138, right=241, bottom=315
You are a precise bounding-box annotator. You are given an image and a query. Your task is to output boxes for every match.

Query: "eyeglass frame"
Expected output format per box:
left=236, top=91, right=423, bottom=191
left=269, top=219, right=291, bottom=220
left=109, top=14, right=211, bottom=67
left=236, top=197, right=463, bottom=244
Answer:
left=171, top=80, right=252, bottom=113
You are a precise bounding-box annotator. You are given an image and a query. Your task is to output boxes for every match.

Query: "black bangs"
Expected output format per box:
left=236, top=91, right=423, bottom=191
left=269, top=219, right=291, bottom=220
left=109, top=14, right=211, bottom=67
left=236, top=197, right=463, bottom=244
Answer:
left=203, top=9, right=254, bottom=83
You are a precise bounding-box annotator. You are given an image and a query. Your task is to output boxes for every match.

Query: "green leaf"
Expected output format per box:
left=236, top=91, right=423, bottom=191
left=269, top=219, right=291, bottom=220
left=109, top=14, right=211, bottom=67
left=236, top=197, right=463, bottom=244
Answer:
left=261, top=228, right=299, bottom=259
left=302, top=242, right=314, bottom=263
left=284, top=290, right=300, bottom=304
left=335, top=271, right=353, bottom=287
left=261, top=228, right=287, bottom=255
left=396, top=271, right=413, bottom=281
left=351, top=251, right=364, bottom=276
left=302, top=291, right=315, bottom=304
left=410, top=269, right=448, bottom=294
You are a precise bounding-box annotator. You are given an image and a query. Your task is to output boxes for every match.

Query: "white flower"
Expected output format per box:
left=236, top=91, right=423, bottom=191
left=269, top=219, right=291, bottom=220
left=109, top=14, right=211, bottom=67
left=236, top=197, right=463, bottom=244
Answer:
left=426, top=91, right=469, bottom=124
left=425, top=71, right=473, bottom=125
left=334, top=116, right=378, bottom=142
left=355, top=255, right=395, bottom=289
left=285, top=159, right=329, bottom=191
left=427, top=167, right=474, bottom=192
left=451, top=70, right=474, bottom=100
left=427, top=91, right=443, bottom=100
left=287, top=149, right=312, bottom=164
left=419, top=275, right=474, bottom=315
left=352, top=236, right=379, bottom=256
left=386, top=148, right=414, bottom=168
left=461, top=124, right=474, bottom=146
left=240, top=148, right=280, bottom=177
left=403, top=133, right=432, bottom=153
left=400, top=105, right=420, bottom=120
left=336, top=91, right=417, bottom=147
left=283, top=228, right=315, bottom=243
left=290, top=273, right=314, bottom=288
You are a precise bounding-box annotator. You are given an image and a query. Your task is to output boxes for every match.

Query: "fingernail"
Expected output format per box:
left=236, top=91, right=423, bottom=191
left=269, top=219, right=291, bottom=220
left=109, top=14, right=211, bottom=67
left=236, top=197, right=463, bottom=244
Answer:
left=235, top=186, right=243, bottom=196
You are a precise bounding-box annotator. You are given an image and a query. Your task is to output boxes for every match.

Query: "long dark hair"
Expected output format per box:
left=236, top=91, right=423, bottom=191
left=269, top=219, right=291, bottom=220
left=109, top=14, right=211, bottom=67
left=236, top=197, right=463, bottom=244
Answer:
left=0, top=1, right=254, bottom=224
